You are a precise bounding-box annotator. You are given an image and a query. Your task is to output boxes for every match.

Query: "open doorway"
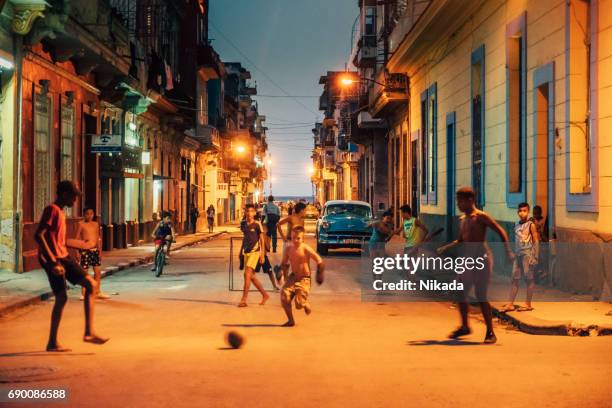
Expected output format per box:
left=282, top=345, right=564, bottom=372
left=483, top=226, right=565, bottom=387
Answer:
left=533, top=63, right=555, bottom=242
left=410, top=131, right=419, bottom=216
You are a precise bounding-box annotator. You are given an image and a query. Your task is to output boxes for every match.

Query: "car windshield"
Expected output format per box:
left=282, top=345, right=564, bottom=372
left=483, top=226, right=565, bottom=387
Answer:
left=325, top=204, right=371, bottom=218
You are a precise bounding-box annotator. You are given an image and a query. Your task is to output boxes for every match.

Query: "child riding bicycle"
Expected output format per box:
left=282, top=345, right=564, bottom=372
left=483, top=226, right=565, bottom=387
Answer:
left=151, top=212, right=175, bottom=272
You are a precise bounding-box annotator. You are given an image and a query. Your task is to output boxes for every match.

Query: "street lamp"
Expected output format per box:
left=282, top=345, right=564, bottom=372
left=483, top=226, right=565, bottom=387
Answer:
left=339, top=74, right=385, bottom=87
left=235, top=145, right=246, bottom=154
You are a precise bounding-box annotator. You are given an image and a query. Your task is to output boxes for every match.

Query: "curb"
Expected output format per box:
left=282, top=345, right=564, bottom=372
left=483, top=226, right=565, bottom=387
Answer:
left=0, top=231, right=226, bottom=317
left=491, top=306, right=611, bottom=337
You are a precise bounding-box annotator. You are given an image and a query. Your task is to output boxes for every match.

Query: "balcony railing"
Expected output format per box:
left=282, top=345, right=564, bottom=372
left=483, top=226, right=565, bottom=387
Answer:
left=368, top=71, right=409, bottom=118
left=195, top=125, right=221, bottom=151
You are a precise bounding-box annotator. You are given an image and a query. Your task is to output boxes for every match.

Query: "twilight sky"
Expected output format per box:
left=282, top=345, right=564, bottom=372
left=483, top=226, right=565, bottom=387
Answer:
left=209, top=0, right=357, bottom=196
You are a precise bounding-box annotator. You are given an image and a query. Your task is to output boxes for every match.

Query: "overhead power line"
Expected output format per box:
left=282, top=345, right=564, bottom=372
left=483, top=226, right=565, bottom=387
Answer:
left=210, top=22, right=318, bottom=117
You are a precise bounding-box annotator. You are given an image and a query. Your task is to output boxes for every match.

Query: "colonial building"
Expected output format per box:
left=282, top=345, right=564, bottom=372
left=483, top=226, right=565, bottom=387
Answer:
left=350, top=0, right=611, bottom=294
left=0, top=0, right=267, bottom=274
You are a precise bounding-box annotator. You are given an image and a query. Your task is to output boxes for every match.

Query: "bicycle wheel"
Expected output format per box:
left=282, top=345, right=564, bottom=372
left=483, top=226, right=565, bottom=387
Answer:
left=156, top=249, right=165, bottom=277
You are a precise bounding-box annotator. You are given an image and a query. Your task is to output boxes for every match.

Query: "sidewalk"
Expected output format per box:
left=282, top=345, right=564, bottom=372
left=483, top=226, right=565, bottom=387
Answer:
left=485, top=275, right=612, bottom=336
left=0, top=227, right=237, bottom=317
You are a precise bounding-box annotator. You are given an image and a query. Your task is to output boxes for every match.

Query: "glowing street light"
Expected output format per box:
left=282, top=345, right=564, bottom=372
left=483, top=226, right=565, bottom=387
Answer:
left=235, top=145, right=246, bottom=154
left=308, top=165, right=315, bottom=175
left=341, top=76, right=356, bottom=86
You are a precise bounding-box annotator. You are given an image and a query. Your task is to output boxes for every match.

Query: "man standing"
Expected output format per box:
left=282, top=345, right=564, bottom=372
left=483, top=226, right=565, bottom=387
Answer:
left=263, top=195, right=281, bottom=253
left=190, top=204, right=199, bottom=234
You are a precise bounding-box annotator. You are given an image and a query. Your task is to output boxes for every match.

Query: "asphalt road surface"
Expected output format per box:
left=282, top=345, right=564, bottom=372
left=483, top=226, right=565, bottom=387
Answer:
left=1, top=233, right=610, bottom=407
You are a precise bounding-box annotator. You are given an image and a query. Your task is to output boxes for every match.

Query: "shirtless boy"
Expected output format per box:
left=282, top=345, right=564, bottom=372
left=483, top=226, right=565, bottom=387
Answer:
left=75, top=208, right=107, bottom=300
left=437, top=187, right=514, bottom=344
left=280, top=226, right=324, bottom=326
left=35, top=181, right=108, bottom=352
left=275, top=202, right=307, bottom=281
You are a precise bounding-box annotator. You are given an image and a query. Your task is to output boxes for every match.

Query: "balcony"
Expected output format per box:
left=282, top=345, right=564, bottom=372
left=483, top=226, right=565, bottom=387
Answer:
left=197, top=44, right=224, bottom=79
left=319, top=93, right=329, bottom=111
left=100, top=144, right=143, bottom=178
left=353, top=35, right=377, bottom=68
left=239, top=95, right=252, bottom=108
left=368, top=71, right=409, bottom=118
left=194, top=125, right=221, bottom=151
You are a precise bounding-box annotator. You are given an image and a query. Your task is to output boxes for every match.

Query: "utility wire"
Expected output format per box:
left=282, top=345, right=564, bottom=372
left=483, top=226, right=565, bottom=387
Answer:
left=210, top=22, right=319, bottom=117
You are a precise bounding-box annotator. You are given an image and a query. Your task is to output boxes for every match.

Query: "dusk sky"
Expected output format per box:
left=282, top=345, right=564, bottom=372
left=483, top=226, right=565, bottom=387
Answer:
left=209, top=0, right=356, bottom=196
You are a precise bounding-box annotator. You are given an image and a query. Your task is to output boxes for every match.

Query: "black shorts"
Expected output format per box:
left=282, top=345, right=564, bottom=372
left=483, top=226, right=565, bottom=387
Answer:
left=79, top=248, right=101, bottom=269
left=40, top=256, right=88, bottom=294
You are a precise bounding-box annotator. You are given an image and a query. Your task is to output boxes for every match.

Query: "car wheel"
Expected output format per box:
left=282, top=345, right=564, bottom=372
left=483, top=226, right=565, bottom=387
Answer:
left=317, top=242, right=328, bottom=255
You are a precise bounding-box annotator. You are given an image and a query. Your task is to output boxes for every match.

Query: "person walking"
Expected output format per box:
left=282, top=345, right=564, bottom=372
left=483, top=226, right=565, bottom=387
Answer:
left=263, top=195, right=281, bottom=253
left=206, top=204, right=215, bottom=233
left=190, top=204, right=199, bottom=234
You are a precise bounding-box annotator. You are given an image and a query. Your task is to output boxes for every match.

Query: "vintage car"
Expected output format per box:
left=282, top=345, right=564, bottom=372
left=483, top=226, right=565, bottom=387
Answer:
left=315, top=200, right=372, bottom=255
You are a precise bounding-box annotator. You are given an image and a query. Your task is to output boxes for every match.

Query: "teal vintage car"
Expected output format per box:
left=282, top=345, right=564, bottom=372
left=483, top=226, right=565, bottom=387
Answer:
left=315, top=200, right=373, bottom=255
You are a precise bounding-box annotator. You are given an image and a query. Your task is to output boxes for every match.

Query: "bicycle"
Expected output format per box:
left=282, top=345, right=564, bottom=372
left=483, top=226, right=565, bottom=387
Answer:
left=153, top=239, right=172, bottom=277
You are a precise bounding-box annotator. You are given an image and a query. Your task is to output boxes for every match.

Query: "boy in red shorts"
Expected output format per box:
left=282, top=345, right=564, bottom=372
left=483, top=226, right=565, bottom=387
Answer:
left=35, top=181, right=109, bottom=352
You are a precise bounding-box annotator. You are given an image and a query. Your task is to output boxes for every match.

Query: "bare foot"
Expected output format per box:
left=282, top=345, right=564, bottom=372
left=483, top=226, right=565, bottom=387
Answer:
left=259, top=294, right=270, bottom=305
left=83, top=335, right=109, bottom=345
left=237, top=301, right=248, bottom=307
left=281, top=321, right=295, bottom=327
left=500, top=304, right=516, bottom=312
left=483, top=331, right=497, bottom=344
left=304, top=304, right=312, bottom=315
left=46, top=343, right=72, bottom=352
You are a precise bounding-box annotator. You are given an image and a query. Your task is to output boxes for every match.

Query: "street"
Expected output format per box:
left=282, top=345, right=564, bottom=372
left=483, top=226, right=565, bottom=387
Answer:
left=1, top=233, right=610, bottom=408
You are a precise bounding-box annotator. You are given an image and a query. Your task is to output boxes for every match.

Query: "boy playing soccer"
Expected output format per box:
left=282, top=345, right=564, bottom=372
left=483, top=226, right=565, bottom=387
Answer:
left=280, top=226, right=324, bottom=327
left=238, top=204, right=269, bottom=307
left=501, top=202, right=540, bottom=312
left=395, top=205, right=429, bottom=254
left=275, top=202, right=307, bottom=281
left=35, top=181, right=109, bottom=352
left=75, top=207, right=108, bottom=300
left=368, top=210, right=394, bottom=258
left=437, top=187, right=514, bottom=344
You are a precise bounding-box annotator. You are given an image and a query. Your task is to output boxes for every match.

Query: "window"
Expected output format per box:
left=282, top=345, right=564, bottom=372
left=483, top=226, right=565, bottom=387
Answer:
left=420, top=83, right=437, bottom=204
left=566, top=0, right=598, bottom=212
left=60, top=105, right=74, bottom=182
left=471, top=45, right=485, bottom=208
left=34, top=92, right=52, bottom=221
left=506, top=13, right=527, bottom=206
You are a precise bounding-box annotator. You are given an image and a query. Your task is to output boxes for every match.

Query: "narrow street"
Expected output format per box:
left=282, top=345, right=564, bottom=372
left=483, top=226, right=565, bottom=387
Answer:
left=1, top=233, right=610, bottom=408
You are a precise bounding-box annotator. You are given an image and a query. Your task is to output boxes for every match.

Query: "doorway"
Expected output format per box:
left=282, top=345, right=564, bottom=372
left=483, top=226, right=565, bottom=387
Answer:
left=410, top=131, right=419, bottom=216
left=533, top=63, right=555, bottom=240
left=446, top=112, right=456, bottom=240
left=83, top=113, right=98, bottom=212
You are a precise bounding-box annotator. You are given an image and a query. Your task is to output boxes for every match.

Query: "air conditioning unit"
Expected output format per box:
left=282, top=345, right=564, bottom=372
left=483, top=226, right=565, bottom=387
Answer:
left=357, top=111, right=386, bottom=128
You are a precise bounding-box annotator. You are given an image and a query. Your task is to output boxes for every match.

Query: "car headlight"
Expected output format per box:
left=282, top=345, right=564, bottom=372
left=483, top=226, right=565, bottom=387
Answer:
left=320, top=221, right=329, bottom=229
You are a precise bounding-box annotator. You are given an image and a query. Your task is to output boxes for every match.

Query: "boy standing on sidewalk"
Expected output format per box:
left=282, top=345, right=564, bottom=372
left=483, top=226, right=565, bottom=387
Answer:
left=501, top=202, right=540, bottom=312
left=437, top=187, right=514, bottom=344
left=280, top=226, right=324, bottom=326
left=75, top=207, right=108, bottom=300
left=35, top=181, right=109, bottom=352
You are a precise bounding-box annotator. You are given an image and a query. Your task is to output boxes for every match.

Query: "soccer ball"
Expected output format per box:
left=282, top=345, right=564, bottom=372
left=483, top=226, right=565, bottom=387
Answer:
left=226, top=331, right=244, bottom=349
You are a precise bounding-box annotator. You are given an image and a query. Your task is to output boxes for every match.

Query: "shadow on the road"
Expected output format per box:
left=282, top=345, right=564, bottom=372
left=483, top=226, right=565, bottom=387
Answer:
left=159, top=297, right=235, bottom=306
left=323, top=250, right=362, bottom=258
left=222, top=323, right=284, bottom=328
left=407, top=339, right=484, bottom=346
left=98, top=300, right=149, bottom=310
left=0, top=351, right=95, bottom=357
